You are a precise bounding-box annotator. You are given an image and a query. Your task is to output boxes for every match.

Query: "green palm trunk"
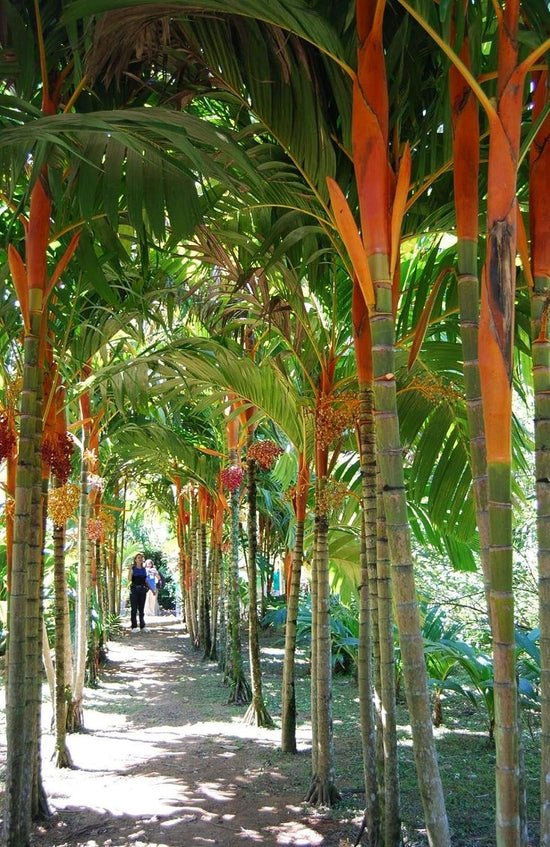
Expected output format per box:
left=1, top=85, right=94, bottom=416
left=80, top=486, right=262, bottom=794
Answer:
left=209, top=539, right=221, bottom=661
left=449, top=21, right=490, bottom=617
left=70, top=427, right=89, bottom=731
left=487, top=463, right=517, bottom=845
left=529, top=73, right=550, bottom=846
left=376, top=470, right=401, bottom=846
left=456, top=240, right=490, bottom=611
left=227, top=475, right=251, bottom=705
left=53, top=501, right=73, bottom=768
left=186, top=520, right=198, bottom=648
left=536, top=273, right=550, bottom=842
left=199, top=520, right=212, bottom=660
left=309, top=518, right=319, bottom=778
left=31, top=469, right=49, bottom=819
left=217, top=550, right=228, bottom=673
left=244, top=446, right=274, bottom=727
left=370, top=257, right=450, bottom=846
left=281, top=517, right=306, bottom=753
left=4, top=315, right=43, bottom=846
left=356, top=384, right=381, bottom=845
left=305, top=498, right=340, bottom=806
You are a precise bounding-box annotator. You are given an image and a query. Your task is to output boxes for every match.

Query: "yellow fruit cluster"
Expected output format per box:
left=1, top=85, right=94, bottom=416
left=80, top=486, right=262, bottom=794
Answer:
left=315, top=394, right=359, bottom=449
left=87, top=517, right=103, bottom=541
left=98, top=507, right=115, bottom=534
left=316, top=479, right=349, bottom=516
left=48, top=483, right=80, bottom=527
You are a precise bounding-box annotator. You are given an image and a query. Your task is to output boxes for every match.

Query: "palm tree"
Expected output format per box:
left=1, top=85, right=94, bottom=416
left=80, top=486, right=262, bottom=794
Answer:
left=529, top=68, right=550, bottom=846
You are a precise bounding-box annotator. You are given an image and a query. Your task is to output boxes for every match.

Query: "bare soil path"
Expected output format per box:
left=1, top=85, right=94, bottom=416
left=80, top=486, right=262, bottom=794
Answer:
left=22, top=619, right=362, bottom=846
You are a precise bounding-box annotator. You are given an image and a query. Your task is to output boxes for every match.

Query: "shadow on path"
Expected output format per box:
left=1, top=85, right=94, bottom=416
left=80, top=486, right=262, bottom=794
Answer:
left=21, top=620, right=358, bottom=846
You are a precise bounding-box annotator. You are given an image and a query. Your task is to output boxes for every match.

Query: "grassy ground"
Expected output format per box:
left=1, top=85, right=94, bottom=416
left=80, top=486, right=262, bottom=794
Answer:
left=259, top=633, right=541, bottom=846
left=0, top=623, right=541, bottom=846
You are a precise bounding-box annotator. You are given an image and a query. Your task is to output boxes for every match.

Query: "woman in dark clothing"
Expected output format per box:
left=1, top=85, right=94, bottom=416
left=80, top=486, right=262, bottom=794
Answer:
left=128, top=552, right=148, bottom=631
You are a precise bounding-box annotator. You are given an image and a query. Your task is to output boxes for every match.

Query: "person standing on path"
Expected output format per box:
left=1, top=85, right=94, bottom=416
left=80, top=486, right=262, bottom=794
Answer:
left=129, top=552, right=148, bottom=630
left=144, top=558, right=161, bottom=617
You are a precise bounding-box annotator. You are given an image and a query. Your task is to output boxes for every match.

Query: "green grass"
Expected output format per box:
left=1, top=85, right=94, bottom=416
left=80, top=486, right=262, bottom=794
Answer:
left=268, top=645, right=541, bottom=846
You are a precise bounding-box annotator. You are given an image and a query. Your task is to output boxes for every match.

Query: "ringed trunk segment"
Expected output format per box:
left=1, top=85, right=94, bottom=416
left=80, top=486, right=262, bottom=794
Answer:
left=281, top=517, right=305, bottom=753
left=356, top=385, right=382, bottom=845
left=353, top=282, right=383, bottom=838
left=244, top=440, right=273, bottom=728
left=282, top=456, right=309, bottom=752
left=449, top=18, right=491, bottom=617
left=227, top=485, right=251, bottom=706
left=376, top=469, right=401, bottom=846
left=4, top=317, right=43, bottom=847
left=530, top=69, right=550, bottom=846
left=480, top=1, right=524, bottom=839
left=353, top=0, right=449, bottom=836
left=369, top=255, right=450, bottom=846
left=305, top=505, right=340, bottom=807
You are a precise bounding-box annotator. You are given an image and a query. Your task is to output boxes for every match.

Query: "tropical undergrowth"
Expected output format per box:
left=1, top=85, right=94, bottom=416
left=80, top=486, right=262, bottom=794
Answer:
left=255, top=632, right=541, bottom=846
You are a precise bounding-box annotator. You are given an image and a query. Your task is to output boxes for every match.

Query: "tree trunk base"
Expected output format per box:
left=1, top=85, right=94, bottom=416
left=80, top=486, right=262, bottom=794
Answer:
left=433, top=694, right=443, bottom=727
left=305, top=775, right=341, bottom=807
left=36, top=780, right=51, bottom=819
left=354, top=811, right=383, bottom=847
left=228, top=675, right=252, bottom=705
left=66, top=698, right=84, bottom=733
left=243, top=700, right=275, bottom=728
left=54, top=743, right=75, bottom=769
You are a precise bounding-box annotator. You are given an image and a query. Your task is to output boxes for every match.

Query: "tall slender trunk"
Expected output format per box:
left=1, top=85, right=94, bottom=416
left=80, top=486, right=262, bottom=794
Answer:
left=199, top=516, right=212, bottom=660
left=227, top=480, right=251, bottom=705
left=4, top=334, right=45, bottom=842
left=70, top=426, right=89, bottom=731
left=244, top=443, right=273, bottom=727
left=354, top=280, right=383, bottom=844
left=305, top=498, right=340, bottom=806
left=348, top=1, right=450, bottom=840
left=27, top=385, right=47, bottom=820
left=357, top=506, right=380, bottom=847
left=449, top=16, right=491, bottom=617
left=281, top=455, right=309, bottom=752
left=209, top=539, right=221, bottom=661
left=281, top=519, right=305, bottom=752
left=529, top=69, right=550, bottom=847
left=478, top=2, right=528, bottom=841
left=217, top=550, right=228, bottom=674
left=309, top=519, right=319, bottom=779
left=357, top=393, right=385, bottom=845
left=376, top=471, right=400, bottom=845
left=52, top=502, right=73, bottom=768
left=186, top=508, right=199, bottom=646
left=370, top=271, right=449, bottom=844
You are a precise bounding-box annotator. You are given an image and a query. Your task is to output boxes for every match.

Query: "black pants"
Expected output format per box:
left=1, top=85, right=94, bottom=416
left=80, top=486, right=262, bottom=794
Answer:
left=130, top=585, right=148, bottom=629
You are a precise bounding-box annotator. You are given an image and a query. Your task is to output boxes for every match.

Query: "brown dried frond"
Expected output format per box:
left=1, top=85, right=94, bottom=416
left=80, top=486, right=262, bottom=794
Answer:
left=86, top=8, right=178, bottom=86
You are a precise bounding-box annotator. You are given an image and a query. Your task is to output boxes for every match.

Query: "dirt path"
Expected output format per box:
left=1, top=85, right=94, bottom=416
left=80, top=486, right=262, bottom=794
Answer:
left=24, top=619, right=360, bottom=846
